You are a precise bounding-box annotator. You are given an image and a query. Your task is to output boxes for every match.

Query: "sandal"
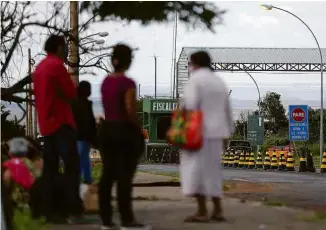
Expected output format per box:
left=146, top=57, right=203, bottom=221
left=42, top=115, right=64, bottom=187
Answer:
left=210, top=216, right=226, bottom=222
left=184, top=215, right=209, bottom=223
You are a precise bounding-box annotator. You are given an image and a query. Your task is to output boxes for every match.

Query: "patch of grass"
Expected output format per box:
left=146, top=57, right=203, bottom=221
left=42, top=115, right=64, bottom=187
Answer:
left=138, top=170, right=232, bottom=191
left=223, top=184, right=232, bottom=191
left=133, top=195, right=160, bottom=201
left=91, top=163, right=103, bottom=182
left=263, top=200, right=287, bottom=207
left=138, top=170, right=180, bottom=181
left=14, top=209, right=48, bottom=230
left=297, top=212, right=326, bottom=222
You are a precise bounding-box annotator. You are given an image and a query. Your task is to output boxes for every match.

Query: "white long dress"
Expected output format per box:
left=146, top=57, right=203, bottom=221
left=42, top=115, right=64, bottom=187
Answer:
left=179, top=67, right=234, bottom=198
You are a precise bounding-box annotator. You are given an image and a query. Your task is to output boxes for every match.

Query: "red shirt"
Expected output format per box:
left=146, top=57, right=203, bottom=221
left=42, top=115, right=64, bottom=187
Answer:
left=33, top=54, right=76, bottom=136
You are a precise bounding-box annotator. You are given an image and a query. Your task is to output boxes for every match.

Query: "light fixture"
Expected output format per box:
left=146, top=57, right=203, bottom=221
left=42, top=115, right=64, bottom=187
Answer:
left=98, top=32, right=109, bottom=37
left=95, top=40, right=105, bottom=44
left=260, top=4, right=273, bottom=10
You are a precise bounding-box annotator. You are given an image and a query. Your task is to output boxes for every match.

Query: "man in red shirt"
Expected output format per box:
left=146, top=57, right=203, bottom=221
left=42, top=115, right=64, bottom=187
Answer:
left=33, top=35, right=83, bottom=223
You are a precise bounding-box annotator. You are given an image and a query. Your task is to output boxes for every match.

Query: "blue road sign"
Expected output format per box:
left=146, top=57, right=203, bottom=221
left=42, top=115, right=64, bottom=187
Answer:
left=289, top=105, right=309, bottom=141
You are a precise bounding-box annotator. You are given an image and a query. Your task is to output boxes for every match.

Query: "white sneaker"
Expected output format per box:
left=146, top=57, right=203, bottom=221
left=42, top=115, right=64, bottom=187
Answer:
left=120, top=223, right=152, bottom=230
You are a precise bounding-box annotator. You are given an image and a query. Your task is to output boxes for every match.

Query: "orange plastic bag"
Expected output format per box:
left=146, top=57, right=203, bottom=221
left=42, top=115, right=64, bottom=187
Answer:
left=166, top=109, right=203, bottom=150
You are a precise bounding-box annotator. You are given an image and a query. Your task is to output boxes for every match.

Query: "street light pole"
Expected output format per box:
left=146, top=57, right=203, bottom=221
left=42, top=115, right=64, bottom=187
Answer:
left=261, top=3, right=324, bottom=165
left=244, top=71, right=261, bottom=117
left=244, top=70, right=262, bottom=153
left=154, top=55, right=157, bottom=98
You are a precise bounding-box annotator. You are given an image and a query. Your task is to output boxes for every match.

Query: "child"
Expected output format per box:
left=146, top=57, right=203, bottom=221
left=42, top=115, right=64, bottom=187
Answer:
left=1, top=137, right=43, bottom=230
left=71, top=81, right=97, bottom=184
left=2, top=137, right=42, bottom=191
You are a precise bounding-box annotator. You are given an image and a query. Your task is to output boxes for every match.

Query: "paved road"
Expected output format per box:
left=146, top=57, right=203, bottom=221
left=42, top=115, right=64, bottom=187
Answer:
left=138, top=164, right=325, bottom=184
left=139, top=164, right=326, bottom=211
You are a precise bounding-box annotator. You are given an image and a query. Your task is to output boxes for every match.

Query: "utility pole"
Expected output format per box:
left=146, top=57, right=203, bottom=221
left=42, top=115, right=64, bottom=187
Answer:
left=172, top=10, right=178, bottom=99
left=68, top=1, right=79, bottom=84
left=31, top=59, right=38, bottom=139
left=25, top=53, right=29, bottom=136
left=138, top=83, right=141, bottom=98
left=154, top=55, right=157, bottom=98
left=28, top=49, right=33, bottom=137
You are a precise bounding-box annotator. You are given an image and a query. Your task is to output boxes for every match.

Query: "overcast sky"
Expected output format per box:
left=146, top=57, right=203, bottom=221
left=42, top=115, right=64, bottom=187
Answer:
left=6, top=0, right=326, bottom=105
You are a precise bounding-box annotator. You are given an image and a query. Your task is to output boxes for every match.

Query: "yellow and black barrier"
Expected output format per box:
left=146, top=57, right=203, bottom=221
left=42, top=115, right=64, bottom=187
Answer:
left=247, top=152, right=255, bottom=169
left=298, top=150, right=307, bottom=172
left=285, top=152, right=295, bottom=171
left=228, top=152, right=234, bottom=168
left=263, top=152, right=271, bottom=170
left=233, top=152, right=239, bottom=168
left=278, top=151, right=286, bottom=171
left=238, top=152, right=245, bottom=168
left=223, top=152, right=229, bottom=168
left=270, top=151, right=278, bottom=170
left=320, top=152, right=326, bottom=174
left=255, top=152, right=263, bottom=169
left=244, top=151, right=250, bottom=169
left=221, top=152, right=225, bottom=167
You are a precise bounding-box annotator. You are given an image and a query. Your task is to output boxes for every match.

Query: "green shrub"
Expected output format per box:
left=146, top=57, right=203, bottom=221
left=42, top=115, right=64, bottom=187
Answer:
left=91, top=163, right=103, bottom=182
left=14, top=209, right=47, bottom=230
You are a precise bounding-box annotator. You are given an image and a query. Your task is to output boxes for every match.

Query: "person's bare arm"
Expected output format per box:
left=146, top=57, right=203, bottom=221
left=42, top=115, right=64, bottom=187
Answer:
left=124, top=87, right=141, bottom=128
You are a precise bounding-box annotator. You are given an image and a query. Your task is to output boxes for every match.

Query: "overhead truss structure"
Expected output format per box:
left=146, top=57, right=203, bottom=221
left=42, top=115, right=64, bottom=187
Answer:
left=176, top=47, right=326, bottom=96
left=210, top=62, right=326, bottom=72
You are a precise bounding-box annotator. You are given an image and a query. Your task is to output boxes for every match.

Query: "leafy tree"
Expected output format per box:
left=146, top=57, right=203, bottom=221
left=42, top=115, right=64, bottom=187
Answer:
left=80, top=1, right=225, bottom=31
left=259, top=91, right=288, bottom=134
left=1, top=1, right=111, bottom=104
left=308, top=107, right=326, bottom=143
left=1, top=105, right=25, bottom=141
left=232, top=111, right=247, bottom=140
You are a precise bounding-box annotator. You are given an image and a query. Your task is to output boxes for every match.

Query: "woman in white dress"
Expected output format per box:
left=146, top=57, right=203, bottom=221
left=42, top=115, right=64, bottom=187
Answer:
left=180, top=51, right=234, bottom=222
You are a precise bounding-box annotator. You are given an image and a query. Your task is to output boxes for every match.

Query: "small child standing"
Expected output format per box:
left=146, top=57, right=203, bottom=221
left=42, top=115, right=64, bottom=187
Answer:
left=2, top=137, right=43, bottom=230
left=71, top=81, right=97, bottom=184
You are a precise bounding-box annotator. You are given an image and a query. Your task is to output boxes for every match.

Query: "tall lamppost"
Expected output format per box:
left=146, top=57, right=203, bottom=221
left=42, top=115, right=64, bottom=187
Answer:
left=244, top=70, right=261, bottom=117
left=261, top=4, right=324, bottom=164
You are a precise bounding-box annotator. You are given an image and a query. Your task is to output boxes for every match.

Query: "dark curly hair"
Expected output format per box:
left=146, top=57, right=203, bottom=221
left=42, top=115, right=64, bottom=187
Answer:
left=111, top=44, right=132, bottom=72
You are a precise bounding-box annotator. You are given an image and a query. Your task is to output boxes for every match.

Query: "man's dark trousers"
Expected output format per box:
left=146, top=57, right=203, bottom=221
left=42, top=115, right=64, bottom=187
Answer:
left=41, top=125, right=83, bottom=219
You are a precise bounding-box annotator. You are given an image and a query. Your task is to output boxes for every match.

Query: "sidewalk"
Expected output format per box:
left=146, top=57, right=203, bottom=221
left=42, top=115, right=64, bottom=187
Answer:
left=51, top=172, right=326, bottom=230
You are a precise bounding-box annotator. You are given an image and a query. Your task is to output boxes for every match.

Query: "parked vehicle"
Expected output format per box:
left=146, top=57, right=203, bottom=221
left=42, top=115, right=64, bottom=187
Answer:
left=226, top=140, right=252, bottom=153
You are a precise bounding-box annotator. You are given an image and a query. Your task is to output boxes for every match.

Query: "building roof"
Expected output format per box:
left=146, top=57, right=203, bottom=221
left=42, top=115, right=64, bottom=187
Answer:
left=180, top=47, right=326, bottom=64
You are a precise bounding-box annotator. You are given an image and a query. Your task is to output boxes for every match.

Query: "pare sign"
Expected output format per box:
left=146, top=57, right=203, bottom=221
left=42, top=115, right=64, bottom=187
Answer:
left=291, top=108, right=306, bottom=122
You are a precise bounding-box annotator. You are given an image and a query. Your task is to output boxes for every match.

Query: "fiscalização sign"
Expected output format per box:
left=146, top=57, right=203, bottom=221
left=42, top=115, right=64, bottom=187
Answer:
left=152, top=100, right=178, bottom=113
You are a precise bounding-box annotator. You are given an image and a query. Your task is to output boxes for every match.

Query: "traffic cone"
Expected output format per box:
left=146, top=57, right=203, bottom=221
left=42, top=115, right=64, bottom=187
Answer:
left=298, top=150, right=307, bottom=172
left=306, top=151, right=316, bottom=173
left=320, top=152, right=326, bottom=174
left=238, top=152, right=245, bottom=168
left=263, top=153, right=271, bottom=170
left=247, top=152, right=255, bottom=169
left=285, top=151, right=295, bottom=171
left=270, top=151, right=278, bottom=170
left=228, top=152, right=234, bottom=168
left=223, top=152, right=229, bottom=168
left=278, top=151, right=286, bottom=171
left=255, top=152, right=263, bottom=169
left=233, top=151, right=239, bottom=168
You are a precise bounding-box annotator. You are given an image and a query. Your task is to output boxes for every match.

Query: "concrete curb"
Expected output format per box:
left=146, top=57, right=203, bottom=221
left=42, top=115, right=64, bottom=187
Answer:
left=133, top=181, right=181, bottom=187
